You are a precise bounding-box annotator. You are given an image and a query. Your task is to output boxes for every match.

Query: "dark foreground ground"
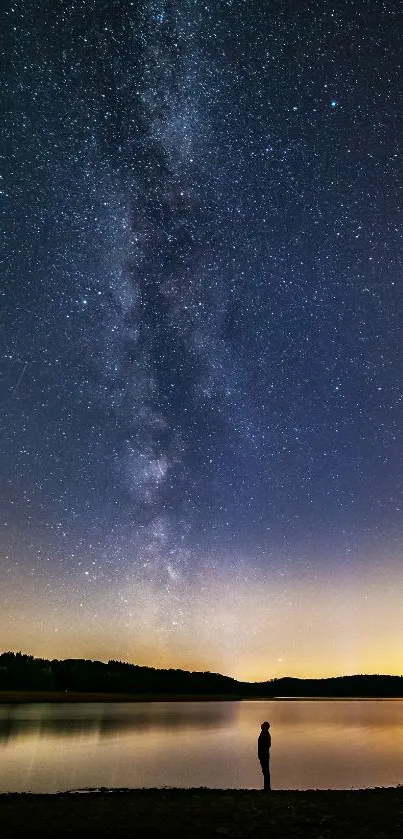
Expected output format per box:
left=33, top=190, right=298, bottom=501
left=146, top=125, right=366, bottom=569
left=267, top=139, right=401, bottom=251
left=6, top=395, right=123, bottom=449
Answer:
left=1, top=788, right=402, bottom=838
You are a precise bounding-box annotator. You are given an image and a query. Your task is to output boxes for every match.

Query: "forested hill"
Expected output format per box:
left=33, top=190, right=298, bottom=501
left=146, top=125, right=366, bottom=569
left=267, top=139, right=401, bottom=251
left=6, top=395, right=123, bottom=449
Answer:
left=1, top=652, right=403, bottom=697
left=0, top=652, right=240, bottom=695
left=254, top=675, right=403, bottom=698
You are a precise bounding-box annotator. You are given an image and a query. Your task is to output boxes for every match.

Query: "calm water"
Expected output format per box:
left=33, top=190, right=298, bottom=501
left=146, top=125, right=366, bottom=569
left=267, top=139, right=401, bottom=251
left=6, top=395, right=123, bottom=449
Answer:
left=1, top=699, right=403, bottom=792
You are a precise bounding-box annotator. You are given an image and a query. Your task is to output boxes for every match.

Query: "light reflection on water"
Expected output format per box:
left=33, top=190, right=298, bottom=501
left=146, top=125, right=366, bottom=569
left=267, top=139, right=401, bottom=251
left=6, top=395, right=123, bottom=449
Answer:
left=0, top=699, right=403, bottom=792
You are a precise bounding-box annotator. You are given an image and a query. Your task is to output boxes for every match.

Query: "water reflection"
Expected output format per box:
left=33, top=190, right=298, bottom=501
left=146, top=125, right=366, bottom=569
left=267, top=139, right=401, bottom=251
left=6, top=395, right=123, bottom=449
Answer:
left=0, top=701, right=234, bottom=743
left=1, top=699, right=403, bottom=792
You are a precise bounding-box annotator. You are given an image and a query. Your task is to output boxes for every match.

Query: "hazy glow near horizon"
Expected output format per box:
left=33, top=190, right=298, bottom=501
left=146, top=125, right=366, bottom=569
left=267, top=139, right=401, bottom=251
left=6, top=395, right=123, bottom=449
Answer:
left=2, top=1, right=403, bottom=680
left=2, top=560, right=402, bottom=680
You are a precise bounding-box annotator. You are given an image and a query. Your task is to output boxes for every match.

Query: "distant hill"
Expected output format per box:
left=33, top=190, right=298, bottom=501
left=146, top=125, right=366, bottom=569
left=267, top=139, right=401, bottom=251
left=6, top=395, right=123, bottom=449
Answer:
left=1, top=652, right=403, bottom=697
left=0, top=652, right=242, bottom=696
left=252, top=674, right=403, bottom=698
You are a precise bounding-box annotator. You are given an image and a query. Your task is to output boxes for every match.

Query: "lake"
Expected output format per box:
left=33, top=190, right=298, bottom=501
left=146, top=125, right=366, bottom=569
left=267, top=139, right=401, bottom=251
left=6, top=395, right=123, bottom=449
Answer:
left=1, top=699, right=403, bottom=792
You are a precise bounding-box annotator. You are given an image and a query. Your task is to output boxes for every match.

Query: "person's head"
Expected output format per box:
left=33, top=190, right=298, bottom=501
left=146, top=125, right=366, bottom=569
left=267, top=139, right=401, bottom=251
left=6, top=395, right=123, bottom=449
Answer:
left=261, top=721, right=270, bottom=730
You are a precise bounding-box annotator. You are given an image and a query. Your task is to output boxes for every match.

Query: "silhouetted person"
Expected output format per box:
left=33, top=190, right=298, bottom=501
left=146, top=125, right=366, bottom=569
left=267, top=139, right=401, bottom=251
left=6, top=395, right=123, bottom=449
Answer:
left=258, top=721, right=271, bottom=790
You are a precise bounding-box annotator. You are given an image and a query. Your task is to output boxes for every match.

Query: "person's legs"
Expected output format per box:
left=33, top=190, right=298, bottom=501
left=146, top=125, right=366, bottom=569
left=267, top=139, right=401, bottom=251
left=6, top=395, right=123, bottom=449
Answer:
left=260, top=760, right=271, bottom=791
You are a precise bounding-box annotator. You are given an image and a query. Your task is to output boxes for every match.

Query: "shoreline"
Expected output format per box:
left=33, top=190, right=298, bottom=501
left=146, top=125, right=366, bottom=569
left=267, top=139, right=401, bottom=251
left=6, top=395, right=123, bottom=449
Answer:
left=2, top=691, right=403, bottom=704
left=0, top=691, right=256, bottom=703
left=1, top=785, right=402, bottom=795
left=1, top=787, right=402, bottom=838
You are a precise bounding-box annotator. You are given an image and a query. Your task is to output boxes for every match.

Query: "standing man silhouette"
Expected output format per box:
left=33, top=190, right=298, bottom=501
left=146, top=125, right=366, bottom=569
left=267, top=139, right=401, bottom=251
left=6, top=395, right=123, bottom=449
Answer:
left=258, top=721, right=271, bottom=791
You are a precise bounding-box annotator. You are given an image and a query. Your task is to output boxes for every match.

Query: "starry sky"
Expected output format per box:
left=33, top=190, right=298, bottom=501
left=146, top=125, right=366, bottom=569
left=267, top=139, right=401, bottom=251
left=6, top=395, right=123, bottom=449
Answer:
left=2, top=0, right=403, bottom=681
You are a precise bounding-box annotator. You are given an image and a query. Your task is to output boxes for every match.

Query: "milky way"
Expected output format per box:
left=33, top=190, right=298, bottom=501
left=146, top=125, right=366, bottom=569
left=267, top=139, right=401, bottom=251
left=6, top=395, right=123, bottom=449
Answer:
left=2, top=0, right=403, bottom=679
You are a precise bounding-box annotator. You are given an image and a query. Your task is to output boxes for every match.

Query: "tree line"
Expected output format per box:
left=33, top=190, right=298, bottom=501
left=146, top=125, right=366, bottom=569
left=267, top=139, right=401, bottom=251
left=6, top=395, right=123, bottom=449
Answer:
left=0, top=652, right=241, bottom=695
left=1, top=652, right=403, bottom=697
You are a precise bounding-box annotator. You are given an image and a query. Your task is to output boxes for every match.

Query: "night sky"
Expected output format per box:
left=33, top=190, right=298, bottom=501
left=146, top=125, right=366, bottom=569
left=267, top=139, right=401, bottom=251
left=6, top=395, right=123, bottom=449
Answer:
left=2, top=0, right=403, bottom=680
